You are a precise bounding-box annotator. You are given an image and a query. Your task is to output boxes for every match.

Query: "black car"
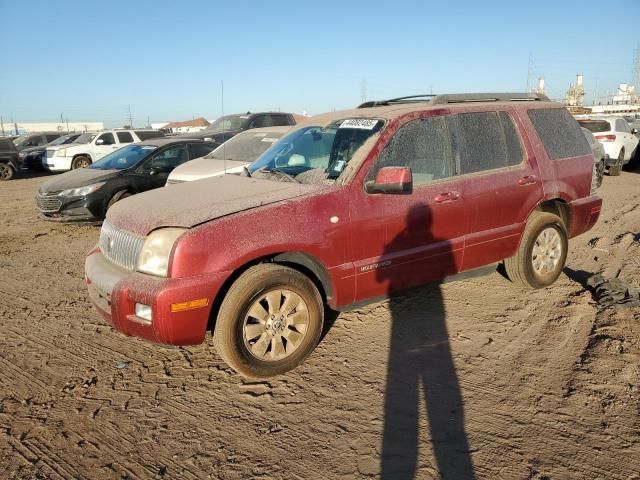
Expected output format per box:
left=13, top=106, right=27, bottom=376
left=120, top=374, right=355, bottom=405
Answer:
left=177, top=112, right=297, bottom=145
left=14, top=132, right=65, bottom=151
left=0, top=137, right=21, bottom=180
left=35, top=138, right=216, bottom=222
left=20, top=133, right=82, bottom=170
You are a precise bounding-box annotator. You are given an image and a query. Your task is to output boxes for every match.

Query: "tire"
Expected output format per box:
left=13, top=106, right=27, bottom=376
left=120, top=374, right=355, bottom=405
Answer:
left=596, top=160, right=605, bottom=188
left=106, top=190, right=132, bottom=211
left=504, top=211, right=568, bottom=289
left=609, top=149, right=623, bottom=176
left=71, top=155, right=91, bottom=169
left=0, top=163, right=15, bottom=181
left=214, top=263, right=324, bottom=378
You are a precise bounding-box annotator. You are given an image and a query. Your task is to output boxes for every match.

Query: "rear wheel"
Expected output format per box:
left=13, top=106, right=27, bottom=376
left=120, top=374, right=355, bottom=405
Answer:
left=214, top=264, right=324, bottom=378
left=609, top=149, right=624, bottom=176
left=504, top=211, right=568, bottom=289
left=0, top=163, right=15, bottom=181
left=71, top=155, right=91, bottom=169
left=596, top=159, right=605, bottom=187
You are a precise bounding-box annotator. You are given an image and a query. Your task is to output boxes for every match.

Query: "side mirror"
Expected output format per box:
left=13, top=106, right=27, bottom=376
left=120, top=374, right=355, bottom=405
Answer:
left=632, top=128, right=638, bottom=135
left=365, top=166, right=413, bottom=194
left=96, top=138, right=104, bottom=145
left=150, top=164, right=173, bottom=175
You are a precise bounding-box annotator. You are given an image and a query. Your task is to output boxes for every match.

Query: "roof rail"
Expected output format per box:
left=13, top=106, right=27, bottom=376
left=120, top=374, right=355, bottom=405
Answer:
left=431, top=92, right=550, bottom=104
left=357, top=92, right=550, bottom=108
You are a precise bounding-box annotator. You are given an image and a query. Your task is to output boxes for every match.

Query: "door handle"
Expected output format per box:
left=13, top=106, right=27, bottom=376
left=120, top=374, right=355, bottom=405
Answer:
left=518, top=175, right=537, bottom=186
left=434, top=191, right=460, bottom=203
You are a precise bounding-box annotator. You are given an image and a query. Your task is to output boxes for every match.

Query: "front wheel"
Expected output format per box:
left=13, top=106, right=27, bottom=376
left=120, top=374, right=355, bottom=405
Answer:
left=0, top=163, right=15, bottom=181
left=504, top=211, right=568, bottom=289
left=71, top=155, right=91, bottom=169
left=214, top=264, right=324, bottom=378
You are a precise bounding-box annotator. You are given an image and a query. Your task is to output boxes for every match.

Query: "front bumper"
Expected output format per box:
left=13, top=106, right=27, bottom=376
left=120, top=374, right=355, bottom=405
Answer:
left=85, top=248, right=229, bottom=346
left=36, top=191, right=108, bottom=222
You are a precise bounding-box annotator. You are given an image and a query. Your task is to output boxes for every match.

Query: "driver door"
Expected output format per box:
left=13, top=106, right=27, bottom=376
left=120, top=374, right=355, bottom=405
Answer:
left=93, top=132, right=118, bottom=160
left=134, top=144, right=189, bottom=191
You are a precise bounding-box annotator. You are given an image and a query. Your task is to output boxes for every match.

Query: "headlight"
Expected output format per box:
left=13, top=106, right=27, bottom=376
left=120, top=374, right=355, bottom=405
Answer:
left=60, top=182, right=105, bottom=197
left=57, top=148, right=68, bottom=157
left=19, top=151, right=26, bottom=158
left=136, top=228, right=186, bottom=277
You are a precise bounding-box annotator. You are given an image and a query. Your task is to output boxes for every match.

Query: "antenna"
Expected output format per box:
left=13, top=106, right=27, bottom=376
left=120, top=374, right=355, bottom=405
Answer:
left=360, top=79, right=367, bottom=104
left=221, top=80, right=226, bottom=173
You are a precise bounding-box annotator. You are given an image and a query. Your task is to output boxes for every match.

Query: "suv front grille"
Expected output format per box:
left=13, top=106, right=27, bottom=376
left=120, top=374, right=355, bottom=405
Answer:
left=35, top=193, right=62, bottom=213
left=99, top=221, right=146, bottom=272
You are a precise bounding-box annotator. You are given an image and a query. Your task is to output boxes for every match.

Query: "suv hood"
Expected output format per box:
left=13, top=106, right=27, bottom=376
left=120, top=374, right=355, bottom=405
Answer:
left=39, top=168, right=119, bottom=193
left=107, top=174, right=326, bottom=236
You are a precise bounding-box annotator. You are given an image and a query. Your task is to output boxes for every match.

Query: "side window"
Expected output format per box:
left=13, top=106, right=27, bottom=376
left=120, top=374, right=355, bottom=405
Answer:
left=149, top=144, right=188, bottom=170
left=448, top=112, right=508, bottom=174
left=189, top=143, right=214, bottom=159
left=499, top=112, right=525, bottom=167
left=46, top=134, right=59, bottom=143
left=369, top=116, right=453, bottom=185
left=31, top=135, right=46, bottom=146
left=135, top=130, right=164, bottom=140
left=97, top=133, right=115, bottom=145
left=117, top=131, right=134, bottom=143
left=527, top=108, right=591, bottom=160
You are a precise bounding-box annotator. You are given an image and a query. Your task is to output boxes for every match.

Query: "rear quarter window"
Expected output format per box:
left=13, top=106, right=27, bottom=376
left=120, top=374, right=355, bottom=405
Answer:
left=528, top=108, right=591, bottom=160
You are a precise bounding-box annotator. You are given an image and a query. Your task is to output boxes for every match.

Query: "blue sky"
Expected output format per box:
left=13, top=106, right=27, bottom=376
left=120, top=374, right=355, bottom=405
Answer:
left=0, top=0, right=638, bottom=127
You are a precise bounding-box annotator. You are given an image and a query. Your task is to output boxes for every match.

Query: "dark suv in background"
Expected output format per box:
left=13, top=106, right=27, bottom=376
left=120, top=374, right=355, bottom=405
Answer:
left=20, top=132, right=82, bottom=170
left=178, top=111, right=297, bottom=145
left=0, top=138, right=20, bottom=180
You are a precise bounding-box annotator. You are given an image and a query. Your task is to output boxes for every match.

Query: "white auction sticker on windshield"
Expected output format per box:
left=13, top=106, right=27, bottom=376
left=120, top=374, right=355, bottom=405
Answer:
left=339, top=119, right=379, bottom=129
left=261, top=137, right=278, bottom=143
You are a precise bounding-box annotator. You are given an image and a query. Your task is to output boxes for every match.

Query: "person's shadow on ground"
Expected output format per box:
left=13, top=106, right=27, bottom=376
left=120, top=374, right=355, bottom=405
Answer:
left=378, top=203, right=475, bottom=479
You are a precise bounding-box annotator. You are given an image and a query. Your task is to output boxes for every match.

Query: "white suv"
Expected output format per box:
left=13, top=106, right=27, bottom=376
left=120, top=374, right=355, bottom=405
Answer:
left=577, top=116, right=639, bottom=175
left=44, top=129, right=164, bottom=172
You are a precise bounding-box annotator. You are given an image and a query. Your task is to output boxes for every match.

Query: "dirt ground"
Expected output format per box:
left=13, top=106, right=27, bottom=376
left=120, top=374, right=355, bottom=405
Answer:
left=1, top=168, right=639, bottom=480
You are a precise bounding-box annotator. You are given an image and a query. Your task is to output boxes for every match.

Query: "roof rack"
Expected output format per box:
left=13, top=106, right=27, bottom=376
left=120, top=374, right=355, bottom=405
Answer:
left=357, top=92, right=550, bottom=108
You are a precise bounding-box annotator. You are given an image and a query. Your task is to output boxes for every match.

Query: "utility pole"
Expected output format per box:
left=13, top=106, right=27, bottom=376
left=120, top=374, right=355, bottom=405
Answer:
left=127, top=104, right=133, bottom=128
left=360, top=79, right=367, bottom=104
left=147, top=115, right=150, bottom=128
left=0, top=116, right=4, bottom=137
left=526, top=53, right=533, bottom=92
left=65, top=118, right=69, bottom=132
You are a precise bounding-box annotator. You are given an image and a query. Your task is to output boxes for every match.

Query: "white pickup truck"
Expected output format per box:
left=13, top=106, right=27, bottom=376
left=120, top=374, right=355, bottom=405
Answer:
left=44, top=129, right=164, bottom=171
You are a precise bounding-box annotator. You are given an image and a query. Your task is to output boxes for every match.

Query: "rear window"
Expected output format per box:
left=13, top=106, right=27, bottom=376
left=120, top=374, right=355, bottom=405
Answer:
left=577, top=120, right=611, bottom=133
left=528, top=108, right=591, bottom=160
left=135, top=130, right=164, bottom=141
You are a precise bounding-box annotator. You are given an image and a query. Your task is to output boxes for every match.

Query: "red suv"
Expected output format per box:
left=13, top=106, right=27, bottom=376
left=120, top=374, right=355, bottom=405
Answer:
left=85, top=93, right=602, bottom=378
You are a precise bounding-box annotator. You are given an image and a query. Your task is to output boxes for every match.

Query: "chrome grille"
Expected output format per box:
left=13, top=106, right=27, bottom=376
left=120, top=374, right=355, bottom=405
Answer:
left=35, top=193, right=62, bottom=213
left=99, top=221, right=146, bottom=271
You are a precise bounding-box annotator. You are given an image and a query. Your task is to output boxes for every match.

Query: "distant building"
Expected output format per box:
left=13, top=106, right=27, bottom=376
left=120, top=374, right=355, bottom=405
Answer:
left=160, top=117, right=210, bottom=134
left=0, top=121, right=104, bottom=136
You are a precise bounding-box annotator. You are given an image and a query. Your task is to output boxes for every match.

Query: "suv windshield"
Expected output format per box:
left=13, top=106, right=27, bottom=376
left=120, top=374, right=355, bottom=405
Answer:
left=248, top=119, right=383, bottom=184
left=206, top=130, right=286, bottom=162
left=204, top=114, right=247, bottom=133
left=73, top=133, right=96, bottom=144
left=577, top=119, right=611, bottom=133
left=89, top=144, right=158, bottom=170
left=48, top=134, right=78, bottom=146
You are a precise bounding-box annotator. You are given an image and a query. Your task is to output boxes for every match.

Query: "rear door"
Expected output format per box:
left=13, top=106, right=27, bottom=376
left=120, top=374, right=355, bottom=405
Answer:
left=448, top=109, right=543, bottom=271
left=353, top=114, right=468, bottom=301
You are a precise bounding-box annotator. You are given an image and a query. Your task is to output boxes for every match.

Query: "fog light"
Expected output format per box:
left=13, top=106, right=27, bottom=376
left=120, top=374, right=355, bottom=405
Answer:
left=135, top=303, right=152, bottom=321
